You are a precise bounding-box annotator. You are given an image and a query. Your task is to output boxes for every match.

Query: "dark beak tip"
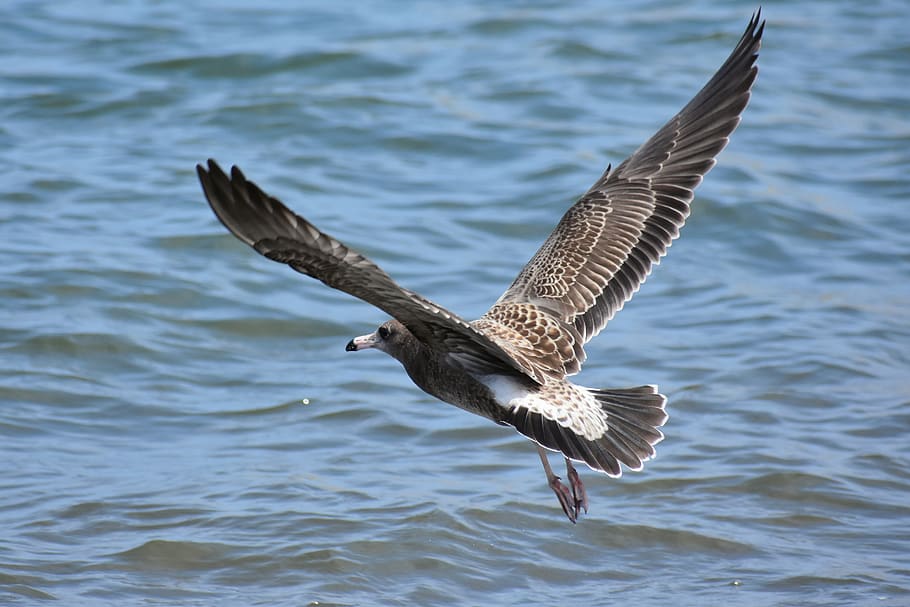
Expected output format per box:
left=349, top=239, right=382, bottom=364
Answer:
left=345, top=340, right=357, bottom=352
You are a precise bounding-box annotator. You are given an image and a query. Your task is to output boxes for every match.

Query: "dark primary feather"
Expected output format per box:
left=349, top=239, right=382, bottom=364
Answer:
left=495, top=11, right=764, bottom=355
left=196, top=160, right=537, bottom=381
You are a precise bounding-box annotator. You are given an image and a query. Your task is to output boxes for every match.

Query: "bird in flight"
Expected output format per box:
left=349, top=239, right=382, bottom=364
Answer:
left=198, top=12, right=763, bottom=523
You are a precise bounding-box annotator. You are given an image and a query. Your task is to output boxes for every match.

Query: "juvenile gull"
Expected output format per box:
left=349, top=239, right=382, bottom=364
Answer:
left=197, top=12, right=763, bottom=523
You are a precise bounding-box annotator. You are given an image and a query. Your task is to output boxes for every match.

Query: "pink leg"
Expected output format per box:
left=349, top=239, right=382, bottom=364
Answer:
left=537, top=446, right=582, bottom=523
left=565, top=457, right=588, bottom=515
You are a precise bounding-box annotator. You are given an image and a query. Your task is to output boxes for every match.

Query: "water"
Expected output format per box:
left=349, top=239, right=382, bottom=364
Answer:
left=2, top=1, right=909, bottom=605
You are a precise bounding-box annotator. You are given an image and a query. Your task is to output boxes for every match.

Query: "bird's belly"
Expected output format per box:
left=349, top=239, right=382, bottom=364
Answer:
left=404, top=365, right=504, bottom=422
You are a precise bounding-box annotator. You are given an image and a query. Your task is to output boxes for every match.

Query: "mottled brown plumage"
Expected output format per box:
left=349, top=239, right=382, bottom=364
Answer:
left=496, top=13, right=763, bottom=352
left=197, top=12, right=763, bottom=523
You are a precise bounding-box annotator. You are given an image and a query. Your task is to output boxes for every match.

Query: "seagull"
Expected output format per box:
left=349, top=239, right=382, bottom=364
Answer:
left=197, top=12, right=763, bottom=523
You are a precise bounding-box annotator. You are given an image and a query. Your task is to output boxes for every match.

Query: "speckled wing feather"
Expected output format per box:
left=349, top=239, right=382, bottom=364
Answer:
left=197, top=160, right=539, bottom=382
left=491, top=12, right=764, bottom=374
left=472, top=302, right=585, bottom=384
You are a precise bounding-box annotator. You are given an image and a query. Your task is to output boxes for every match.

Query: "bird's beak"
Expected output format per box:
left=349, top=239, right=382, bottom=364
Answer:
left=345, top=331, right=380, bottom=352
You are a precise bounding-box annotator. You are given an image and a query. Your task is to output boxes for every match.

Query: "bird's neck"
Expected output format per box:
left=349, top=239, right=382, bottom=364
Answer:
left=393, top=333, right=434, bottom=383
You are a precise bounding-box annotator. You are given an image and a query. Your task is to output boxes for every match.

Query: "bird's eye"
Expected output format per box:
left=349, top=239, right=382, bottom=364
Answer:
left=378, top=326, right=390, bottom=339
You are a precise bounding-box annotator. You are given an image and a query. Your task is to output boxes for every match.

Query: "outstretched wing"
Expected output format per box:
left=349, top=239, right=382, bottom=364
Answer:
left=197, top=160, right=541, bottom=382
left=491, top=11, right=764, bottom=374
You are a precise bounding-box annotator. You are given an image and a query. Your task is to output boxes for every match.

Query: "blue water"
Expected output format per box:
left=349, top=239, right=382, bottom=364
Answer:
left=2, top=2, right=909, bottom=605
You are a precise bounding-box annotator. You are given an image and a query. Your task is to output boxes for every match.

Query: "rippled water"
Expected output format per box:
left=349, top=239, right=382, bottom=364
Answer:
left=2, top=1, right=909, bottom=605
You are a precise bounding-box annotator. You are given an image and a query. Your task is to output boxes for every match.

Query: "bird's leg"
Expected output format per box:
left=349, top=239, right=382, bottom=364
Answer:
left=537, top=446, right=579, bottom=523
left=565, top=457, right=588, bottom=515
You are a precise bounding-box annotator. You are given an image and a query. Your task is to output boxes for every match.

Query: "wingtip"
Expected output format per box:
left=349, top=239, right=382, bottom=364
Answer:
left=230, top=164, right=247, bottom=184
left=197, top=158, right=225, bottom=176
left=749, top=7, right=766, bottom=45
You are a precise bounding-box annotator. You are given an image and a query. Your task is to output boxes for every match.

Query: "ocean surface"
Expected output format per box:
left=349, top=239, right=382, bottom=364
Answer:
left=2, top=1, right=908, bottom=605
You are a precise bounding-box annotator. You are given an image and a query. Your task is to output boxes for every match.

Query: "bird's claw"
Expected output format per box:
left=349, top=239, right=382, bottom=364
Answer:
left=566, top=461, right=589, bottom=515
left=548, top=475, right=579, bottom=524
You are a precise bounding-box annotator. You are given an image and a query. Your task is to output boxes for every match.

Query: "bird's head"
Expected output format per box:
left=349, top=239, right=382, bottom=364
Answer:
left=345, top=319, right=414, bottom=360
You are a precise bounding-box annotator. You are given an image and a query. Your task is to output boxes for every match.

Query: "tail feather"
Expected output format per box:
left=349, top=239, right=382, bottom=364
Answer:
left=590, top=386, right=668, bottom=446
left=507, top=385, right=668, bottom=477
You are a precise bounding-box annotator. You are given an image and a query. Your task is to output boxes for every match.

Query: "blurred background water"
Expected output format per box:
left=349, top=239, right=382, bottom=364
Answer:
left=2, top=1, right=908, bottom=605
